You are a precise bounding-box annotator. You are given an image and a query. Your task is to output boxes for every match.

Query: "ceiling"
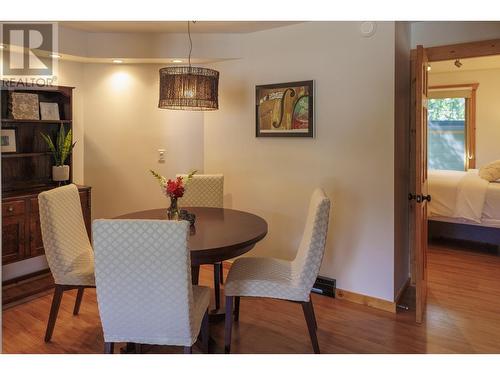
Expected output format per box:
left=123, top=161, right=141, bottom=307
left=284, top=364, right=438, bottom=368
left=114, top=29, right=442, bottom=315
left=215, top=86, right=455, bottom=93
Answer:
left=59, top=21, right=302, bottom=34
left=430, top=54, right=500, bottom=73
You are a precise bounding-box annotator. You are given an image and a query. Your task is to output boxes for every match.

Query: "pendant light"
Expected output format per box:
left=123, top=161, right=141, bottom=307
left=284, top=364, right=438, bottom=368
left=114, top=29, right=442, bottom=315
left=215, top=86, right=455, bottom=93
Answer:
left=158, top=21, right=219, bottom=111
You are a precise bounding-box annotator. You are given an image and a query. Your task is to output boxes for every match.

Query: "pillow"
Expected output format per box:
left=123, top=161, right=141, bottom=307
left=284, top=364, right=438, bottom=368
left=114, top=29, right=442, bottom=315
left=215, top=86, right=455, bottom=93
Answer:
left=479, top=160, right=500, bottom=182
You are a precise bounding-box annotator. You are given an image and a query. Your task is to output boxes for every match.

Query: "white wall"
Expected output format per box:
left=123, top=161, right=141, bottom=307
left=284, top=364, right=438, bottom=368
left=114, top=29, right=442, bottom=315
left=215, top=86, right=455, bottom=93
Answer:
left=204, top=22, right=396, bottom=301
left=411, top=22, right=500, bottom=48
left=83, top=63, right=204, bottom=219
left=429, top=68, right=500, bottom=168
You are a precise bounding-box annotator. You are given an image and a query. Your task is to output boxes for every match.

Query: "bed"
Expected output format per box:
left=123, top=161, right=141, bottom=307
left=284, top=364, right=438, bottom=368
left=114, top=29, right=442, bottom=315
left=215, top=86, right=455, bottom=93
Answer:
left=428, top=169, right=500, bottom=228
left=428, top=169, right=500, bottom=248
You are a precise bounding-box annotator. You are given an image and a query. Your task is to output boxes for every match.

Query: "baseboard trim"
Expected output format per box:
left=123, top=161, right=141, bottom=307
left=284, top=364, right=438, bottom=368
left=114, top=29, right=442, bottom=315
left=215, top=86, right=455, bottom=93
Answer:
left=2, top=269, right=54, bottom=307
left=336, top=288, right=396, bottom=313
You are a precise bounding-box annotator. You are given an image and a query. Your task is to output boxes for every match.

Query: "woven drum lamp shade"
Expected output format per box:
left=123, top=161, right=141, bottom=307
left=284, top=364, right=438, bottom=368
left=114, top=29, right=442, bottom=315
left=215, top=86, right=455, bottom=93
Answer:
left=158, top=66, right=219, bottom=110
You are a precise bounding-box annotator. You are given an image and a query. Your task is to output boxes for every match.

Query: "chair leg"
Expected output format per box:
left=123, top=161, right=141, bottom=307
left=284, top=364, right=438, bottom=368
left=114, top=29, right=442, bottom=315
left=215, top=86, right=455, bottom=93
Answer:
left=73, top=287, right=85, bottom=315
left=183, top=346, right=193, bottom=354
left=301, top=299, right=320, bottom=354
left=225, top=296, right=234, bottom=354
left=200, top=309, right=209, bottom=354
left=214, top=263, right=221, bottom=310
left=219, top=262, right=224, bottom=284
left=44, top=285, right=64, bottom=342
left=234, top=296, right=240, bottom=322
left=310, top=298, right=318, bottom=331
left=104, top=342, right=114, bottom=354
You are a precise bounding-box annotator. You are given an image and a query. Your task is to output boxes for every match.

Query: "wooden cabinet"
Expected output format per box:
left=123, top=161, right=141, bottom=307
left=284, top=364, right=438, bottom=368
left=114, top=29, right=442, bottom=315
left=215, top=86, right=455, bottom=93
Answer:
left=2, top=215, right=26, bottom=264
left=1, top=185, right=91, bottom=265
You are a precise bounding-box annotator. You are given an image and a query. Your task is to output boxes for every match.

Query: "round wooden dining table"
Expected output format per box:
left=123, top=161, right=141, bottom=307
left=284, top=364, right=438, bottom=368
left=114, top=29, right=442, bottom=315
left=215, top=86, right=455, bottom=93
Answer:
left=115, top=206, right=268, bottom=286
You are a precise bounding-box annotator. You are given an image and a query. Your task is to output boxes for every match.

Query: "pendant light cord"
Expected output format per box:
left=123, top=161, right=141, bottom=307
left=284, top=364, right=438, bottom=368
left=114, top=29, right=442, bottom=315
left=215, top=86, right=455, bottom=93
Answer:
left=187, top=21, right=194, bottom=70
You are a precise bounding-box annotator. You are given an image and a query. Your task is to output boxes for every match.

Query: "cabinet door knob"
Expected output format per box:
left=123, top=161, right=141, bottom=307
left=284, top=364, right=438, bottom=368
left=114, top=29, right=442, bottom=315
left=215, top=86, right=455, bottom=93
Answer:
left=8, top=206, right=14, bottom=212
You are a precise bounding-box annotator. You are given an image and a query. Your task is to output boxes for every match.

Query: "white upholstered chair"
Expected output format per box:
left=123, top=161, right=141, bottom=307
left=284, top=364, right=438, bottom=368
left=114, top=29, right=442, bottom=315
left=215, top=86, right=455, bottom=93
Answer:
left=177, top=173, right=225, bottom=309
left=93, top=219, right=210, bottom=354
left=224, top=188, right=331, bottom=354
left=38, top=184, right=95, bottom=342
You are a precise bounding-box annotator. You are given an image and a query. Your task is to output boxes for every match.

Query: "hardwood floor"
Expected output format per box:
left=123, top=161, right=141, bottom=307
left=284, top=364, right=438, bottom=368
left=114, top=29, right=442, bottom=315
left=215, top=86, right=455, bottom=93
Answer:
left=2, top=244, right=500, bottom=354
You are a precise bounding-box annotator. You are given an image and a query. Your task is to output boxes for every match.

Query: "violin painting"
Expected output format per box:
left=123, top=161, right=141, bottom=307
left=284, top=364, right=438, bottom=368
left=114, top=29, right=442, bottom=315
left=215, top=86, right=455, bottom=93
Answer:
left=256, top=80, right=314, bottom=137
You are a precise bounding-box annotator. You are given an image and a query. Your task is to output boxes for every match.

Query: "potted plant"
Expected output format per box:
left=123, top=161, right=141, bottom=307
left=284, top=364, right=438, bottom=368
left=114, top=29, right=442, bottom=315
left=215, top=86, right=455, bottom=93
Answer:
left=40, top=124, right=76, bottom=182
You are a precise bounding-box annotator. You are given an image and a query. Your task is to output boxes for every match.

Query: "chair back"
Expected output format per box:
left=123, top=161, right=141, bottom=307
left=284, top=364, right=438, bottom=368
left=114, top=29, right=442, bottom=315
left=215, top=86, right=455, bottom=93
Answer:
left=38, top=184, right=93, bottom=285
left=93, top=219, right=195, bottom=345
left=177, top=174, right=223, bottom=208
left=292, top=188, right=331, bottom=294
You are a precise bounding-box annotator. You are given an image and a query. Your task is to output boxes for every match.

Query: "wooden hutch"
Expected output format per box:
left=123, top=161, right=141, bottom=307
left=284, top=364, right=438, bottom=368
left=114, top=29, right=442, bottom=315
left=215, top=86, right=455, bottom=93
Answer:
left=1, top=81, right=91, bottom=305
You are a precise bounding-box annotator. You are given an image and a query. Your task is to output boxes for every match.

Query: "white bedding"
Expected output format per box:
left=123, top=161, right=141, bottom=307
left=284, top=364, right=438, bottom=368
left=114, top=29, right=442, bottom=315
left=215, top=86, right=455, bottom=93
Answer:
left=428, top=169, right=500, bottom=227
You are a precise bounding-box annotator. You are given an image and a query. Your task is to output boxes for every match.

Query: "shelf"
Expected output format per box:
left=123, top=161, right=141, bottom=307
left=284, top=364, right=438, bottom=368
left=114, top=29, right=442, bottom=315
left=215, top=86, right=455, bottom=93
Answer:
left=1, top=119, right=71, bottom=124
left=2, top=152, right=51, bottom=158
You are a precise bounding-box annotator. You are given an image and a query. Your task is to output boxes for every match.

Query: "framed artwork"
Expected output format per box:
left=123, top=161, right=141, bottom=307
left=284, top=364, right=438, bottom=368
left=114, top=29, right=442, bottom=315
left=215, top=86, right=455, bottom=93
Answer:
left=10, top=92, right=40, bottom=120
left=40, top=102, right=60, bottom=121
left=256, top=80, right=314, bottom=137
left=1, top=129, right=17, bottom=153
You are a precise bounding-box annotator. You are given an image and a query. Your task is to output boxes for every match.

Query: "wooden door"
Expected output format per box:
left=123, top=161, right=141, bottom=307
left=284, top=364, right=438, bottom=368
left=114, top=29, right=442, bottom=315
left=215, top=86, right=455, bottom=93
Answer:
left=411, top=45, right=430, bottom=323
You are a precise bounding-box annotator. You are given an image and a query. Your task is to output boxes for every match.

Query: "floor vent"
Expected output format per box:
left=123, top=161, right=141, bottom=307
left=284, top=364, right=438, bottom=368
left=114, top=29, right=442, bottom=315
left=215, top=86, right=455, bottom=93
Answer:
left=311, top=276, right=336, bottom=298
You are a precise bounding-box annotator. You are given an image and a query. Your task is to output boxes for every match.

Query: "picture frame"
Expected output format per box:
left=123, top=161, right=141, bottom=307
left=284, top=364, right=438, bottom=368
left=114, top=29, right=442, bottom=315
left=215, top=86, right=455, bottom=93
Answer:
left=10, top=92, right=40, bottom=120
left=40, top=102, right=60, bottom=121
left=1, top=128, right=17, bottom=153
left=256, top=80, right=314, bottom=138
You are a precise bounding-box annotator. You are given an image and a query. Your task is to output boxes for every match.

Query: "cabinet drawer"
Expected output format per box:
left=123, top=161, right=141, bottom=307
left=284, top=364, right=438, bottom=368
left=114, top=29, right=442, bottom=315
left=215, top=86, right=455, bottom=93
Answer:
left=2, top=200, right=26, bottom=217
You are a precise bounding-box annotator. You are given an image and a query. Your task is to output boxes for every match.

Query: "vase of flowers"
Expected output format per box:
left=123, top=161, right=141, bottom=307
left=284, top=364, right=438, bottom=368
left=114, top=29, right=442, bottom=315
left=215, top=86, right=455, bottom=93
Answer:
left=150, top=170, right=196, bottom=220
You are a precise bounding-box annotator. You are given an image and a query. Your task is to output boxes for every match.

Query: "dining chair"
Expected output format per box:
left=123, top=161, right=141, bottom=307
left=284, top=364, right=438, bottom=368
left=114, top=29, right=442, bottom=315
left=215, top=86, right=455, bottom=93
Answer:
left=223, top=188, right=331, bottom=354
left=177, top=173, right=225, bottom=309
left=38, top=184, right=95, bottom=342
left=92, top=219, right=210, bottom=354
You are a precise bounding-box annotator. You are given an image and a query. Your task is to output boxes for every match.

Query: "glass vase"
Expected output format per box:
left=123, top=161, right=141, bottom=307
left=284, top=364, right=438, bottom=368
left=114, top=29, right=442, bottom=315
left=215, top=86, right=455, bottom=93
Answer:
left=167, top=197, right=180, bottom=220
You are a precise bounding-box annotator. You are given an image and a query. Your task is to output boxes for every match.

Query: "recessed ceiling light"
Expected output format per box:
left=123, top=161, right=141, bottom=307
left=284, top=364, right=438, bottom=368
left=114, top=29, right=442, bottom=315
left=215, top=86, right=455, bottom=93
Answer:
left=50, top=53, right=61, bottom=59
left=172, top=59, right=183, bottom=63
left=113, top=59, right=123, bottom=64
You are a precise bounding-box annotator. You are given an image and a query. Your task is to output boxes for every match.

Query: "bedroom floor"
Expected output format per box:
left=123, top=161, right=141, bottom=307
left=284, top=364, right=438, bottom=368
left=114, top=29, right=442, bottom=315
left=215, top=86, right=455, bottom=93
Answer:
left=2, top=244, right=500, bottom=353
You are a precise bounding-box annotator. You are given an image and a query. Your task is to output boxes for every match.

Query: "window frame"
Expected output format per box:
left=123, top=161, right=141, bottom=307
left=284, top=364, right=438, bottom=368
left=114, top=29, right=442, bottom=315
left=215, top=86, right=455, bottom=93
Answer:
left=428, top=83, right=479, bottom=170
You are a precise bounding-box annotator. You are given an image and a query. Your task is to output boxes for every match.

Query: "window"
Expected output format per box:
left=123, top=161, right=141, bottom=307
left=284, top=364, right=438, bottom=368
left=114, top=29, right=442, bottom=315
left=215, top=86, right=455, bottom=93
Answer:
left=427, top=84, right=478, bottom=171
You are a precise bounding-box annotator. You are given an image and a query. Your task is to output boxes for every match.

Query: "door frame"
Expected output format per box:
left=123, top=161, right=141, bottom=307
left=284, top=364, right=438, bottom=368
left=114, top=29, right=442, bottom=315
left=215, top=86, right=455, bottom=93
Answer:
left=408, top=38, right=500, bottom=320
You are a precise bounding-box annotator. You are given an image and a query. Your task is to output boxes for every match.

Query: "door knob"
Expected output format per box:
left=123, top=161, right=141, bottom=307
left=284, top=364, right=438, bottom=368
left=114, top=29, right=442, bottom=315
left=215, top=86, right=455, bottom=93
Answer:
left=421, top=194, right=431, bottom=202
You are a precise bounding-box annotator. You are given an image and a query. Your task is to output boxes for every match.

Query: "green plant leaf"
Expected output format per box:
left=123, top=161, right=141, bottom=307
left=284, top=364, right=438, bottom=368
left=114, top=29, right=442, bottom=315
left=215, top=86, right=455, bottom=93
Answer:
left=40, top=124, right=75, bottom=166
left=40, top=132, right=59, bottom=165
left=150, top=170, right=166, bottom=185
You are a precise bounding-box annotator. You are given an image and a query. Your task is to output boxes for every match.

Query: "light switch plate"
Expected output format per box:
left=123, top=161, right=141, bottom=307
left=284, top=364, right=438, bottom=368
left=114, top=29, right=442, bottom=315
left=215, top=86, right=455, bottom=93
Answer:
left=158, top=149, right=166, bottom=163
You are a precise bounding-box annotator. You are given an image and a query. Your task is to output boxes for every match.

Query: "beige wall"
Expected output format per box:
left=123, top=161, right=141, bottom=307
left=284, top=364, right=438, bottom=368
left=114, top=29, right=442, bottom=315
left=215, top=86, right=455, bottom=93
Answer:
left=429, top=68, right=500, bottom=168
left=83, top=63, right=204, bottom=219
left=204, top=22, right=397, bottom=301
left=57, top=60, right=85, bottom=184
